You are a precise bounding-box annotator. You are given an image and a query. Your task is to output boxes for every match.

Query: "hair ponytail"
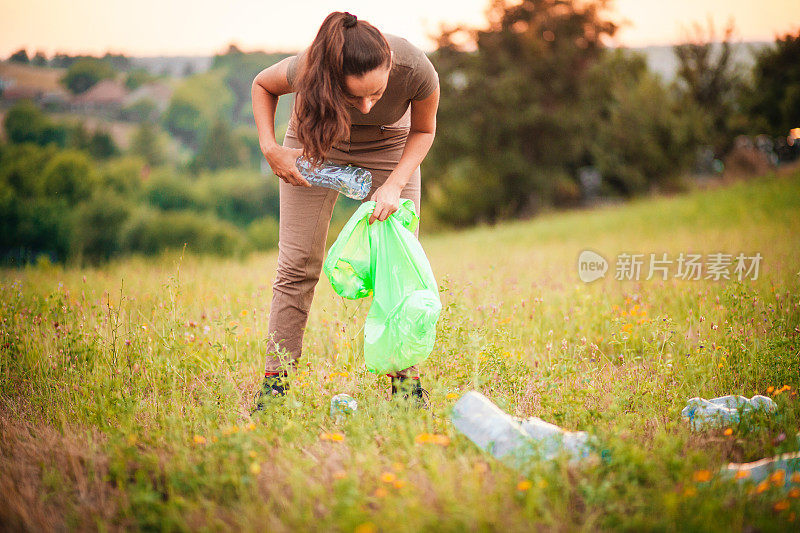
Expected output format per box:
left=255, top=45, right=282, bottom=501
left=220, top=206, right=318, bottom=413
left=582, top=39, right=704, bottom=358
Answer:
left=294, top=11, right=391, bottom=164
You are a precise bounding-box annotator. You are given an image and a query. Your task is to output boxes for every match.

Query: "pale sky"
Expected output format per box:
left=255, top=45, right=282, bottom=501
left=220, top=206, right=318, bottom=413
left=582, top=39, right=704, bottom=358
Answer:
left=2, top=0, right=798, bottom=57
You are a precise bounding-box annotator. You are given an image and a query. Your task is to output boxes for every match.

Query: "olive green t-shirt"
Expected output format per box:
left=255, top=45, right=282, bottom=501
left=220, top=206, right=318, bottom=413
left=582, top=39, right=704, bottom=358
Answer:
left=285, top=33, right=439, bottom=126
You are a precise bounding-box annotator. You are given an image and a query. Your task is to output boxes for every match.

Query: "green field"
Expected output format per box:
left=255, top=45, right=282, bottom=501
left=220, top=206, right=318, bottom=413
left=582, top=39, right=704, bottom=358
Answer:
left=2, top=168, right=800, bottom=531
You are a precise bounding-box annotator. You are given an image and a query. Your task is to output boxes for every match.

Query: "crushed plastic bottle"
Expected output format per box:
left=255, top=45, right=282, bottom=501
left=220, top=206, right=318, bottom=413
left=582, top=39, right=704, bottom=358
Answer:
left=450, top=391, right=593, bottom=470
left=516, top=416, right=593, bottom=462
left=296, top=156, right=372, bottom=200
left=681, top=395, right=777, bottom=429
left=330, top=393, right=357, bottom=421
left=720, top=451, right=800, bottom=487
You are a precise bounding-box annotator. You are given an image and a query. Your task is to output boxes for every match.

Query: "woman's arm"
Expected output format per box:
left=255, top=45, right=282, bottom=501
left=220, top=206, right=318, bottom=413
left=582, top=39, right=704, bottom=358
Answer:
left=251, top=58, right=310, bottom=187
left=369, top=85, right=440, bottom=224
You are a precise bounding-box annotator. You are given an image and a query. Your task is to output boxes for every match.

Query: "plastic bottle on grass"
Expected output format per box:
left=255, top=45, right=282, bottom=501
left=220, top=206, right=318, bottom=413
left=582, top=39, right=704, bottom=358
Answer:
left=450, top=391, right=593, bottom=469
left=720, top=451, right=800, bottom=487
left=516, top=416, right=593, bottom=462
left=296, top=156, right=372, bottom=200
left=330, top=393, right=357, bottom=422
left=681, top=395, right=777, bottom=429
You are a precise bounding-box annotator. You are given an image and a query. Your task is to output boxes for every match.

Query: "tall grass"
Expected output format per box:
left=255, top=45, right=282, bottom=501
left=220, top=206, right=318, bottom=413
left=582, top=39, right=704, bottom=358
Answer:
left=1, top=168, right=799, bottom=531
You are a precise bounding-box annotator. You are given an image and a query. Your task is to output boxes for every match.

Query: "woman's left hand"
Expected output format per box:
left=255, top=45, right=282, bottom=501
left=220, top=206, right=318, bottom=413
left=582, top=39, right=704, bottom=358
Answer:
left=369, top=181, right=403, bottom=224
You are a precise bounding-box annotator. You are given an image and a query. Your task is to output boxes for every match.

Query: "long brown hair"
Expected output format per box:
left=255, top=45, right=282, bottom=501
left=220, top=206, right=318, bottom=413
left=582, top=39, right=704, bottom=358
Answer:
left=294, top=11, right=391, bottom=164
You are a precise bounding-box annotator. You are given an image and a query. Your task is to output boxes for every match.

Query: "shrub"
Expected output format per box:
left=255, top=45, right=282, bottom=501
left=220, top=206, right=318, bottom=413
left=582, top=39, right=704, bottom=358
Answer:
left=70, top=190, right=133, bottom=263
left=120, top=207, right=248, bottom=256
left=246, top=217, right=279, bottom=250
left=40, top=149, right=97, bottom=204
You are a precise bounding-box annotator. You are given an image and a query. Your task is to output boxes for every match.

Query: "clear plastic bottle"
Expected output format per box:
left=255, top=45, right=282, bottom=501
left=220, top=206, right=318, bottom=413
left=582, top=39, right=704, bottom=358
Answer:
left=330, top=393, right=357, bottom=422
left=450, top=391, right=593, bottom=469
left=296, top=156, right=372, bottom=200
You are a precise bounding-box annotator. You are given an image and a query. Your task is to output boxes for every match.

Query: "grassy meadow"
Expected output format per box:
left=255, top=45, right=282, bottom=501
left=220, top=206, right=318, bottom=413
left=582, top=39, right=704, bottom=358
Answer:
left=2, top=167, right=800, bottom=531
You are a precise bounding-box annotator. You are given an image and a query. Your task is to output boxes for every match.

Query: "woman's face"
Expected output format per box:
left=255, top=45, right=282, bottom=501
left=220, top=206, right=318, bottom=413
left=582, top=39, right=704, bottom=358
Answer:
left=343, top=52, right=392, bottom=115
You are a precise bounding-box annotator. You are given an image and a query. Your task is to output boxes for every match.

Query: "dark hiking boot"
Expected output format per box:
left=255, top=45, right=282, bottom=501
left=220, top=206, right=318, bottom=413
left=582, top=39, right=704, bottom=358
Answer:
left=390, top=375, right=430, bottom=410
left=251, top=370, right=289, bottom=414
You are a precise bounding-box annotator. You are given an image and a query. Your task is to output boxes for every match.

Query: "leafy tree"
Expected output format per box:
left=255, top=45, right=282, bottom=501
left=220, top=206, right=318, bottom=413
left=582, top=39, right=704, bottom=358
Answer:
left=31, top=51, right=48, bottom=66
left=3, top=100, right=49, bottom=144
left=129, top=122, right=168, bottom=166
left=0, top=143, right=58, bottom=198
left=101, top=52, right=132, bottom=72
left=672, top=17, right=746, bottom=154
left=125, top=68, right=156, bottom=90
left=50, top=53, right=79, bottom=69
left=97, top=156, right=147, bottom=196
left=8, top=48, right=29, bottom=63
left=86, top=129, right=119, bottom=159
left=582, top=49, right=705, bottom=195
left=120, top=98, right=160, bottom=123
left=3, top=100, right=69, bottom=148
left=212, top=47, right=291, bottom=125
left=71, top=190, right=132, bottom=263
left=742, top=30, right=800, bottom=137
left=40, top=149, right=97, bottom=203
left=61, top=58, right=117, bottom=94
left=189, top=118, right=242, bottom=172
left=162, top=71, right=234, bottom=149
left=427, top=0, right=618, bottom=225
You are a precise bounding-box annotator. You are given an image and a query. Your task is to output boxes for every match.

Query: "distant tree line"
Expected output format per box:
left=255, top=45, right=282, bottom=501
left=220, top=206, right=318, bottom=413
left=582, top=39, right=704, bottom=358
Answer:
left=0, top=103, right=281, bottom=266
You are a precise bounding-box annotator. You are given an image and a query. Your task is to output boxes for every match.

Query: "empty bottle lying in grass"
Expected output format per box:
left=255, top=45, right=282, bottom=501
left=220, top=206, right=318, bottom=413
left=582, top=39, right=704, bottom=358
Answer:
left=450, top=391, right=594, bottom=470
left=330, top=393, right=357, bottom=422
left=681, top=395, right=777, bottom=429
left=720, top=450, right=800, bottom=487
left=296, top=156, right=372, bottom=200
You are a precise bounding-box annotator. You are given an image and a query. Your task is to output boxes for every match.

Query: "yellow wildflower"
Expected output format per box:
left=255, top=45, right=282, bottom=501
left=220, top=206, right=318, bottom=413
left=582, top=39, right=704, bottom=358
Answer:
left=354, top=522, right=377, bottom=533
left=320, top=432, right=345, bottom=442
left=446, top=393, right=459, bottom=399
left=771, top=470, right=786, bottom=486
left=789, top=488, right=800, bottom=499
left=774, top=500, right=790, bottom=512
left=380, top=472, right=396, bottom=483
left=250, top=462, right=261, bottom=475
left=517, top=480, right=532, bottom=491
left=373, top=487, right=388, bottom=498
left=735, top=470, right=750, bottom=480
left=693, top=470, right=712, bottom=482
left=415, top=433, right=450, bottom=446
left=723, top=428, right=733, bottom=436
left=193, top=435, right=206, bottom=445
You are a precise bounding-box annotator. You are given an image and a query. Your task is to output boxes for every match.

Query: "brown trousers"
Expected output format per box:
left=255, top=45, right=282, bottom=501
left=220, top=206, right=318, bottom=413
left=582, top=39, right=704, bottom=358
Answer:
left=264, top=107, right=422, bottom=378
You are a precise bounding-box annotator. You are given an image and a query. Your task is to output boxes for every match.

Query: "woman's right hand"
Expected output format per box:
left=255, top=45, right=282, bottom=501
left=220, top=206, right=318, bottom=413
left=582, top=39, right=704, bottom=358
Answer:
left=263, top=145, right=311, bottom=187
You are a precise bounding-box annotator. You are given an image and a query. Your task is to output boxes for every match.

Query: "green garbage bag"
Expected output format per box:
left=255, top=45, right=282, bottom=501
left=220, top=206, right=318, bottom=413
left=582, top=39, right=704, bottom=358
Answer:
left=323, top=198, right=441, bottom=374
